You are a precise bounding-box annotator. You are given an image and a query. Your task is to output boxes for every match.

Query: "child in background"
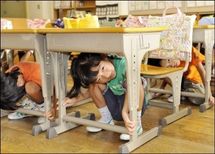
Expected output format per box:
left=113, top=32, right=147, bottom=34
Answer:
left=56, top=53, right=147, bottom=141
left=148, top=47, right=214, bottom=105
left=1, top=61, right=44, bottom=119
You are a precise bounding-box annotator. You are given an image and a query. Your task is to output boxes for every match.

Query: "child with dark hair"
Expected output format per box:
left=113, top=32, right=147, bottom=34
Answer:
left=148, top=47, right=214, bottom=105
left=1, top=61, right=44, bottom=119
left=58, top=53, right=147, bottom=141
left=0, top=70, right=25, bottom=110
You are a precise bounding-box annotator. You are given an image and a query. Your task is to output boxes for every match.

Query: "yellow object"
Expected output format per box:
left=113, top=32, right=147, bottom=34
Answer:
left=63, top=14, right=99, bottom=29
left=79, top=14, right=99, bottom=28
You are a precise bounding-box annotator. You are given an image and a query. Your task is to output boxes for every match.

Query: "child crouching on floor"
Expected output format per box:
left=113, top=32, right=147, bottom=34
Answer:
left=0, top=61, right=45, bottom=120
left=148, top=47, right=214, bottom=105
left=48, top=53, right=148, bottom=141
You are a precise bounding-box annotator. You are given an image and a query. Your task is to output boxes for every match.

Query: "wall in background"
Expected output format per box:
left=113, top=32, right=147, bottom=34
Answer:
left=26, top=1, right=54, bottom=19
left=1, top=1, right=26, bottom=18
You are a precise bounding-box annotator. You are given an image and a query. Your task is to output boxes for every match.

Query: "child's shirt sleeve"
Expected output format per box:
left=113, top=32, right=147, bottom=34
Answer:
left=191, top=47, right=205, bottom=65
left=107, top=57, right=126, bottom=95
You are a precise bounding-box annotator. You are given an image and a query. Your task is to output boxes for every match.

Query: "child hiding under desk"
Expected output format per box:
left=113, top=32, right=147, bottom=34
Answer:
left=0, top=61, right=45, bottom=120
left=148, top=47, right=214, bottom=105
left=48, top=53, right=148, bottom=141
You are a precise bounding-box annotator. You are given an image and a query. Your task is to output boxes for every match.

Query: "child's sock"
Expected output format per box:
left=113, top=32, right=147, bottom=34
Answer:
left=137, top=111, right=143, bottom=134
left=98, top=106, right=113, bottom=123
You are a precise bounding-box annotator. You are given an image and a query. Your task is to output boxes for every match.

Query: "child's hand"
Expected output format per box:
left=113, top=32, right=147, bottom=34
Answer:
left=209, top=95, right=214, bottom=105
left=44, top=102, right=59, bottom=121
left=45, top=110, right=55, bottom=121
left=122, top=111, right=135, bottom=135
left=62, top=97, right=76, bottom=107
left=169, top=59, right=180, bottom=67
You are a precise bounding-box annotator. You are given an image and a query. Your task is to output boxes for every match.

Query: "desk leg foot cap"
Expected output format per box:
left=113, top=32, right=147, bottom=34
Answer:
left=199, top=104, right=207, bottom=112
left=75, top=111, right=81, bottom=117
left=46, top=127, right=57, bottom=139
left=159, top=118, right=167, bottom=127
left=119, top=145, right=129, bottom=153
left=32, top=125, right=42, bottom=136
left=88, top=113, right=96, bottom=120
left=158, top=125, right=163, bottom=136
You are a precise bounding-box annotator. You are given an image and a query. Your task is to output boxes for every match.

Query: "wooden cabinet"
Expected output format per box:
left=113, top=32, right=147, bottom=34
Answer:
left=54, top=0, right=96, bottom=19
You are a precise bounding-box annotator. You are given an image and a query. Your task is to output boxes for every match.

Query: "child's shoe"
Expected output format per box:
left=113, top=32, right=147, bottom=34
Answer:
left=86, top=118, right=114, bottom=132
left=120, top=125, right=143, bottom=141
left=8, top=98, right=45, bottom=120
left=34, top=103, right=45, bottom=112
left=8, top=112, right=30, bottom=120
left=167, top=96, right=173, bottom=103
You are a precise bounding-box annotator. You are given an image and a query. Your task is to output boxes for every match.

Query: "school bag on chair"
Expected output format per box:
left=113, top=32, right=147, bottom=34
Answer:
left=141, top=7, right=196, bottom=126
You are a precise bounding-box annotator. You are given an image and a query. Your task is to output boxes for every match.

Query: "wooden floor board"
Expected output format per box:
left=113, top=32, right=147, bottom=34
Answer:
left=1, top=102, right=214, bottom=153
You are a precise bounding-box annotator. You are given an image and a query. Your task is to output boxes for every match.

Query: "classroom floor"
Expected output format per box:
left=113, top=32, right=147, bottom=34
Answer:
left=1, top=99, right=214, bottom=153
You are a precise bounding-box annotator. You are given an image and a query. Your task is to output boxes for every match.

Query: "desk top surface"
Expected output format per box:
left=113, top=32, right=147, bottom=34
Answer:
left=2, top=27, right=167, bottom=34
left=1, top=25, right=213, bottom=34
left=37, top=27, right=167, bottom=33
left=1, top=29, right=37, bottom=33
left=194, top=25, right=214, bottom=29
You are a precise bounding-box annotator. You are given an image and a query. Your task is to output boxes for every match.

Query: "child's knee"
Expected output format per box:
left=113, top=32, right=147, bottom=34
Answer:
left=25, top=81, right=41, bottom=95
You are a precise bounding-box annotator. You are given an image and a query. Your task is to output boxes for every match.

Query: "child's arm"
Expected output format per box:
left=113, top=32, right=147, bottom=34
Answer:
left=122, top=78, right=144, bottom=134
left=122, top=92, right=135, bottom=135
left=196, top=61, right=214, bottom=105
left=46, top=88, right=90, bottom=120
left=63, top=88, right=90, bottom=107
left=5, top=65, right=19, bottom=73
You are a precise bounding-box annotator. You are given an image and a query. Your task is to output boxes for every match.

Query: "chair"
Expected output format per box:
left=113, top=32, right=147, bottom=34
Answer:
left=141, top=8, right=196, bottom=126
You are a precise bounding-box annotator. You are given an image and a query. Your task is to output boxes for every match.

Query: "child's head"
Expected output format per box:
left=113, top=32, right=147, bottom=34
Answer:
left=67, top=53, right=115, bottom=98
left=0, top=70, right=26, bottom=110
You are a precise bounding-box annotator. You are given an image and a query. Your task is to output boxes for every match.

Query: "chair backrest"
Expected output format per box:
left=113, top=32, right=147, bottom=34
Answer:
left=146, top=8, right=196, bottom=61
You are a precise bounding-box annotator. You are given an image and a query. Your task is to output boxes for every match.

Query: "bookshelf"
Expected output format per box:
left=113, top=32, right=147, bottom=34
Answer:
left=54, top=1, right=96, bottom=19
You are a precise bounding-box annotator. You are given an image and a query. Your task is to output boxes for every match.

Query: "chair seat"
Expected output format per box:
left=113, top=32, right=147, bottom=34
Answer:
left=141, top=64, right=183, bottom=76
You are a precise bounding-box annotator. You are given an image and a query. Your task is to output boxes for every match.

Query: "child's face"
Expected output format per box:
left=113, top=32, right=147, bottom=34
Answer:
left=91, top=60, right=116, bottom=84
left=160, top=59, right=180, bottom=67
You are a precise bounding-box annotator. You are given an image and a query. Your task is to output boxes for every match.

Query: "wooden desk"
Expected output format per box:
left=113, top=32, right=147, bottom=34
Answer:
left=192, top=25, right=214, bottom=112
left=1, top=29, right=53, bottom=136
left=38, top=27, right=166, bottom=153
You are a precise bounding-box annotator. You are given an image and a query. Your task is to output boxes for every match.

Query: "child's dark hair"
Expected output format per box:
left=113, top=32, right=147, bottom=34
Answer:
left=0, top=69, right=26, bottom=110
left=67, top=53, right=104, bottom=98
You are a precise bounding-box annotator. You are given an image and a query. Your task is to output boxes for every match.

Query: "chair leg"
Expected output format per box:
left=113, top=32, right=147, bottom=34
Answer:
left=159, top=72, right=192, bottom=126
